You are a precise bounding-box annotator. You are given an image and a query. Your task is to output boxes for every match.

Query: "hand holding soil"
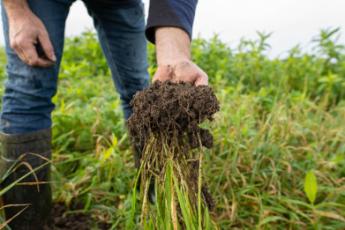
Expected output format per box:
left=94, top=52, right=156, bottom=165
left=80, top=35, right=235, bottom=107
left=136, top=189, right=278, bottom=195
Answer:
left=153, top=60, right=209, bottom=86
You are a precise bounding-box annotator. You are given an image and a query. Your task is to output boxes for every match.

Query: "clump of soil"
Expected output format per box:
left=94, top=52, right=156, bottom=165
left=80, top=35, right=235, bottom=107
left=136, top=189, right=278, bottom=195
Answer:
left=128, top=81, right=219, bottom=216
left=128, top=81, right=219, bottom=151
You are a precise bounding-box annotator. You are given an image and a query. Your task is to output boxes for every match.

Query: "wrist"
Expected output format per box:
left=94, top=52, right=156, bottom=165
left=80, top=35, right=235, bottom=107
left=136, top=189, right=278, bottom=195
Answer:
left=3, top=0, right=30, bottom=22
left=155, top=27, right=191, bottom=66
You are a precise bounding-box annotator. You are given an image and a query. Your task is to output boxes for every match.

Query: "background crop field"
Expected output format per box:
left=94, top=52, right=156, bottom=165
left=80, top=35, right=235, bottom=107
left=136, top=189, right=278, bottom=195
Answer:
left=0, top=28, right=344, bottom=229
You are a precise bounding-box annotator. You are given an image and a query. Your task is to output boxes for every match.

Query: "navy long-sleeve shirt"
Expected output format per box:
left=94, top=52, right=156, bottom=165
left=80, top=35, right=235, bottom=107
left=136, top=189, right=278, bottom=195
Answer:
left=96, top=0, right=197, bottom=43
left=146, top=0, right=197, bottom=43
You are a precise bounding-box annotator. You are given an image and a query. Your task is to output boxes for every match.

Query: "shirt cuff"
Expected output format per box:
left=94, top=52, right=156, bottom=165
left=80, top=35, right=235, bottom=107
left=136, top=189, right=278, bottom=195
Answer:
left=145, top=0, right=197, bottom=43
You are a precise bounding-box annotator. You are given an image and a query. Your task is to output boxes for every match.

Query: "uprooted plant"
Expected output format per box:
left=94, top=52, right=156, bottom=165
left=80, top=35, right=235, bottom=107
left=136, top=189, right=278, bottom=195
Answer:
left=127, top=81, right=219, bottom=229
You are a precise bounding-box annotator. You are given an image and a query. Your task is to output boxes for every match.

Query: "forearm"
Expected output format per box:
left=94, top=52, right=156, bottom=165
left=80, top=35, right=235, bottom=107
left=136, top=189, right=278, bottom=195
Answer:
left=155, top=27, right=191, bottom=66
left=3, top=0, right=30, bottom=20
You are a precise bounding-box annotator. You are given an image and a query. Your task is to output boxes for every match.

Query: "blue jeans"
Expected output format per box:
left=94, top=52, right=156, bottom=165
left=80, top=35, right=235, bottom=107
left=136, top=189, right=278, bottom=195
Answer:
left=0, top=0, right=149, bottom=134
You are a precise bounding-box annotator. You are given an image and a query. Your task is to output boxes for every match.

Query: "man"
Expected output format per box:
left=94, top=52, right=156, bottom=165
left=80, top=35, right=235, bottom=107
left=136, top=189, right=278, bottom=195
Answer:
left=0, top=0, right=208, bottom=228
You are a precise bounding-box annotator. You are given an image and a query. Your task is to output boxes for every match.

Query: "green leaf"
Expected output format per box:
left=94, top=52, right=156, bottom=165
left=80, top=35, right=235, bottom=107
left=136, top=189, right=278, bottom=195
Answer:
left=304, top=170, right=318, bottom=204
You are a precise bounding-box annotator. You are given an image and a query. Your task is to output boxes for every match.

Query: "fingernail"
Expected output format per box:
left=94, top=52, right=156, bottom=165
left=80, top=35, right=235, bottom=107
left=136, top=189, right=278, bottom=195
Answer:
left=51, top=53, right=57, bottom=62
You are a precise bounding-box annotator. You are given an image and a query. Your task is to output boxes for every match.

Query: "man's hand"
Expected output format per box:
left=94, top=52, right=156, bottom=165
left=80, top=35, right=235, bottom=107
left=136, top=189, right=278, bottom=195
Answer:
left=153, top=27, right=208, bottom=86
left=4, top=0, right=56, bottom=67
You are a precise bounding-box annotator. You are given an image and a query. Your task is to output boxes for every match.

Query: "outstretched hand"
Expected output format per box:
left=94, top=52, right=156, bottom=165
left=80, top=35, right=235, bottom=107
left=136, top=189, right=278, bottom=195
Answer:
left=153, top=27, right=208, bottom=86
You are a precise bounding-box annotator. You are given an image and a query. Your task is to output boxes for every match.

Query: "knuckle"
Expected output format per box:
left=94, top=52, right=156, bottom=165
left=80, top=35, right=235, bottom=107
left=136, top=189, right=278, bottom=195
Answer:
left=39, top=29, right=47, bottom=36
left=26, top=59, right=34, bottom=66
left=10, top=39, right=19, bottom=49
left=201, top=72, right=208, bottom=79
left=26, top=54, right=33, bottom=62
left=154, top=76, right=163, bottom=82
left=15, top=37, right=25, bottom=46
left=27, top=58, right=38, bottom=66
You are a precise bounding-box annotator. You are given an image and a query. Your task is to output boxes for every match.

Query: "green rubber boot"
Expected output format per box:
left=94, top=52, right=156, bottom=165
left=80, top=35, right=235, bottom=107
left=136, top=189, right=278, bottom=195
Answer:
left=0, top=129, right=52, bottom=230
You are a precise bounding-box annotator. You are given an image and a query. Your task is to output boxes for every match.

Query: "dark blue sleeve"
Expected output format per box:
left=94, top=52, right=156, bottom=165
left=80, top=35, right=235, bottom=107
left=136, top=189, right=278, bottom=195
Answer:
left=146, top=0, right=198, bottom=43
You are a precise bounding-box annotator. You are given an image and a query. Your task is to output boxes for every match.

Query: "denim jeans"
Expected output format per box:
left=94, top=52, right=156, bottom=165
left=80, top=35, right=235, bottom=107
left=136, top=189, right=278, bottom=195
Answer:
left=0, top=0, right=149, bottom=134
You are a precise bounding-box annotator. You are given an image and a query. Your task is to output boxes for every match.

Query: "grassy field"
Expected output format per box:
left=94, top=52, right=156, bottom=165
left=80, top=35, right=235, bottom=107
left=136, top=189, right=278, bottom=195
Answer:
left=0, top=28, right=344, bottom=229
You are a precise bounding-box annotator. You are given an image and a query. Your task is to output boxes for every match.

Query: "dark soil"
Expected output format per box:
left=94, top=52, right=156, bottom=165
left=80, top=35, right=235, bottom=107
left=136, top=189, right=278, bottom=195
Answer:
left=128, top=81, right=219, bottom=211
left=52, top=203, right=111, bottom=230
left=128, top=81, right=219, bottom=150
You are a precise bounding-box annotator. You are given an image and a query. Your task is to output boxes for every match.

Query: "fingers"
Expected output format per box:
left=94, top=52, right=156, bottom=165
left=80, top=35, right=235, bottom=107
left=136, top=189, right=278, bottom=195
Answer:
left=172, top=61, right=209, bottom=86
left=13, top=41, right=54, bottom=67
left=173, top=72, right=207, bottom=86
left=11, top=37, right=55, bottom=67
left=22, top=43, right=55, bottom=67
left=154, top=61, right=208, bottom=86
left=153, top=65, right=173, bottom=82
left=38, top=32, right=56, bottom=62
left=194, top=72, right=208, bottom=86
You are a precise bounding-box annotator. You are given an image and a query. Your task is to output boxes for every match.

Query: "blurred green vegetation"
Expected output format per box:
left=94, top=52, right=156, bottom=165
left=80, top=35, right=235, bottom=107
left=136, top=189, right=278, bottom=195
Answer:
left=0, top=28, right=344, bottom=229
